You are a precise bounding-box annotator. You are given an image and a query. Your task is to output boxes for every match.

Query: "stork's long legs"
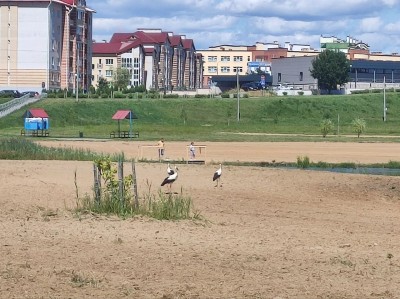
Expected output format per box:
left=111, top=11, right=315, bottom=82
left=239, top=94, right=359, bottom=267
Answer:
left=215, top=178, right=222, bottom=187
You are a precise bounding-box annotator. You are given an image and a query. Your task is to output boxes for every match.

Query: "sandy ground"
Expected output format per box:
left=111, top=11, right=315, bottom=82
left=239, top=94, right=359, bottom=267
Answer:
left=1, top=140, right=400, bottom=299
left=36, top=139, right=400, bottom=164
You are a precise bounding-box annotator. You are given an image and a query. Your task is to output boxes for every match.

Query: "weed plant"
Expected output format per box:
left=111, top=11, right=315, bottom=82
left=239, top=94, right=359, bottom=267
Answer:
left=297, top=155, right=310, bottom=169
left=75, top=160, right=199, bottom=220
left=75, top=189, right=198, bottom=220
left=139, top=189, right=198, bottom=220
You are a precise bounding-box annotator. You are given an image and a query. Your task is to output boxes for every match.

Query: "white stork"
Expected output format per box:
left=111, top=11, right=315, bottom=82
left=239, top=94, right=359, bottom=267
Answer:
left=167, top=163, right=174, bottom=175
left=161, top=166, right=178, bottom=193
left=213, top=164, right=222, bottom=187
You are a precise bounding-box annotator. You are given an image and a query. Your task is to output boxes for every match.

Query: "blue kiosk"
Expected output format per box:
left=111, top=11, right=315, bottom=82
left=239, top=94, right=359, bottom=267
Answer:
left=21, top=108, right=50, bottom=137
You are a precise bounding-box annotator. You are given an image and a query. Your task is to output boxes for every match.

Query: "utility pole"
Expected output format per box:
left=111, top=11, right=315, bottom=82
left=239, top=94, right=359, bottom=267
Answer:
left=236, top=69, right=240, bottom=122
left=76, top=37, right=79, bottom=102
left=383, top=76, right=386, bottom=122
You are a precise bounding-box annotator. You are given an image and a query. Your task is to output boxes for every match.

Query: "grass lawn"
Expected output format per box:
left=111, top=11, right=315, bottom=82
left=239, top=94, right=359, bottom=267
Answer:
left=0, top=92, right=399, bottom=142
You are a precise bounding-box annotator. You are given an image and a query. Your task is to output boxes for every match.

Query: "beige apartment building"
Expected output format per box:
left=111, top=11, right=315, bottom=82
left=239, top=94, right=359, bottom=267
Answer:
left=198, top=45, right=251, bottom=80
left=0, top=0, right=94, bottom=93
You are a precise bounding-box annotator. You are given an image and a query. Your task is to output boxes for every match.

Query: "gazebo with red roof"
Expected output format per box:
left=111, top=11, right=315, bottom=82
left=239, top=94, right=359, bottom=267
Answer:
left=110, top=110, right=139, bottom=139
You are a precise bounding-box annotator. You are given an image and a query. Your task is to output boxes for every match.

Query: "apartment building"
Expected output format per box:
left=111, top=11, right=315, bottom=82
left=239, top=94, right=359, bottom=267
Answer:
left=92, top=29, right=202, bottom=92
left=92, top=40, right=145, bottom=88
left=199, top=45, right=251, bottom=79
left=0, top=0, right=94, bottom=93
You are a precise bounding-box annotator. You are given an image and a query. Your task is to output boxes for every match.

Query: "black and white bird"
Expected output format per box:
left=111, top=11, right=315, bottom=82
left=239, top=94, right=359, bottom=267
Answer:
left=161, top=166, right=178, bottom=193
left=213, top=164, right=222, bottom=187
left=167, top=163, right=174, bottom=175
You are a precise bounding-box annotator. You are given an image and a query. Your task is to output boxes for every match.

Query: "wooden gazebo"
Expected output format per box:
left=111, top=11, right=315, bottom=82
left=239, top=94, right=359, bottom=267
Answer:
left=110, top=110, right=139, bottom=138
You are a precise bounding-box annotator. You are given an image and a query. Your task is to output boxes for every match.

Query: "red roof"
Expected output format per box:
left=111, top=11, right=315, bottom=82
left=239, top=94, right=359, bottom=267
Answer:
left=144, top=48, right=155, bottom=54
left=24, top=109, right=49, bottom=118
left=61, top=0, right=74, bottom=4
left=112, top=110, right=137, bottom=120
left=110, top=33, right=136, bottom=43
left=92, top=40, right=142, bottom=55
left=183, top=39, right=195, bottom=50
left=169, top=35, right=183, bottom=47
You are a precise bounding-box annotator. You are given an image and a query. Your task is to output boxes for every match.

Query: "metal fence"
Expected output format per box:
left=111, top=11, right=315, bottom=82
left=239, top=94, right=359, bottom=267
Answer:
left=0, top=94, right=42, bottom=118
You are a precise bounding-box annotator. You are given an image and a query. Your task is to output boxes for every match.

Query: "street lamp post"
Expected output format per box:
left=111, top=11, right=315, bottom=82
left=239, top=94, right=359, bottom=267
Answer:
left=76, top=39, right=79, bottom=102
left=383, top=76, right=387, bottom=122
left=236, top=69, right=240, bottom=122
left=355, top=68, right=358, bottom=88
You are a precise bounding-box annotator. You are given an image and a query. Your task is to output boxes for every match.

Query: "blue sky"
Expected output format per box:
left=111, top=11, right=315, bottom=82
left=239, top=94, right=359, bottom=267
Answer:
left=91, top=0, right=400, bottom=53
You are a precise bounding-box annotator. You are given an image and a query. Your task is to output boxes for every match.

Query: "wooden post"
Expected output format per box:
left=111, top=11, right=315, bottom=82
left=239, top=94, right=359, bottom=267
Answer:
left=93, top=163, right=100, bottom=203
left=131, top=161, right=139, bottom=209
left=118, top=159, right=124, bottom=202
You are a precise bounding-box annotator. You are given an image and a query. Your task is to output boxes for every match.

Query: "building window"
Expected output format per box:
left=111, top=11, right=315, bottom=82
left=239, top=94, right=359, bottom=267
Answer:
left=105, top=59, right=113, bottom=65
left=278, top=73, right=281, bottom=82
left=122, top=58, right=132, bottom=68
left=233, top=67, right=243, bottom=73
left=208, top=66, right=217, bottom=73
left=208, top=56, right=217, bottom=62
left=299, top=72, right=303, bottom=81
left=233, top=56, right=243, bottom=62
left=78, top=10, right=84, bottom=20
left=133, top=69, right=139, bottom=80
left=221, top=56, right=230, bottom=62
left=133, top=57, right=139, bottom=68
left=221, top=66, right=230, bottom=73
left=106, top=70, right=113, bottom=77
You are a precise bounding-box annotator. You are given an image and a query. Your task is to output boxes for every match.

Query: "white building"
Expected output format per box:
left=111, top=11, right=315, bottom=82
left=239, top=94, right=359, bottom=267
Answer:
left=0, top=0, right=94, bottom=93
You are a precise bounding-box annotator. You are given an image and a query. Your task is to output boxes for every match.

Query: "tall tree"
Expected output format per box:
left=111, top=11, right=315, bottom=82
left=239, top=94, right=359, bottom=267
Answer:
left=310, top=50, right=350, bottom=93
left=113, top=67, right=131, bottom=91
left=96, top=77, right=110, bottom=95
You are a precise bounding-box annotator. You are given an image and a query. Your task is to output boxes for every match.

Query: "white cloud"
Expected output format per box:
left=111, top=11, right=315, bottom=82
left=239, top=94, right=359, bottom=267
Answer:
left=91, top=0, right=400, bottom=53
left=359, top=17, right=383, bottom=33
left=384, top=21, right=400, bottom=33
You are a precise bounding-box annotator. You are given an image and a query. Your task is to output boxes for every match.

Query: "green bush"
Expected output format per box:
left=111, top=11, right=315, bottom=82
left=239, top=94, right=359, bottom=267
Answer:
left=297, top=155, right=310, bottom=169
left=113, top=91, right=126, bottom=99
left=163, top=94, right=179, bottom=99
left=351, top=118, right=366, bottom=138
left=320, top=119, right=334, bottom=137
